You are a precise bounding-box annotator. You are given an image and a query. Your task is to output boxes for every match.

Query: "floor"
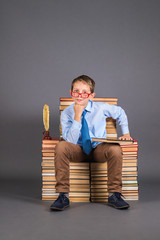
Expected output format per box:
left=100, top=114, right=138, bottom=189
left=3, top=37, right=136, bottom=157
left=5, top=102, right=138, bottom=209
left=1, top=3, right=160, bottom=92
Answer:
left=0, top=178, right=160, bottom=240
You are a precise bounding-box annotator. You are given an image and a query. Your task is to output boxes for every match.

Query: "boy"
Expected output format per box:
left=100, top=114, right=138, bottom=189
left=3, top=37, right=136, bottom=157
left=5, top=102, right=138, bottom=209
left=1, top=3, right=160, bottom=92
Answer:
left=50, top=75, right=133, bottom=211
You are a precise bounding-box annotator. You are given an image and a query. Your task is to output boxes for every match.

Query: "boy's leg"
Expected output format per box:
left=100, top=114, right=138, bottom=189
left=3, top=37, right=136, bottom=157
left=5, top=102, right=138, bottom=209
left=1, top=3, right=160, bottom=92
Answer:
left=92, top=143, right=122, bottom=193
left=54, top=141, right=88, bottom=193
left=92, top=143, right=130, bottom=209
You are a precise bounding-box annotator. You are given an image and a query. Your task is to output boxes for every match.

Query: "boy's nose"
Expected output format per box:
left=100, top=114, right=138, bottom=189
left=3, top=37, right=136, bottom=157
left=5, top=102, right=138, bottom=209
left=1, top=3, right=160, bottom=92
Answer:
left=77, top=92, right=82, bottom=97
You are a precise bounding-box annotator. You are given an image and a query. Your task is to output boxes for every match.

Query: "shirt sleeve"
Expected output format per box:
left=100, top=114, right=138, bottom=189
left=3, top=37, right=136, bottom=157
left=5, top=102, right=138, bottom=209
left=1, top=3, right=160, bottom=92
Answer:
left=103, top=103, right=130, bottom=135
left=61, top=109, right=82, bottom=144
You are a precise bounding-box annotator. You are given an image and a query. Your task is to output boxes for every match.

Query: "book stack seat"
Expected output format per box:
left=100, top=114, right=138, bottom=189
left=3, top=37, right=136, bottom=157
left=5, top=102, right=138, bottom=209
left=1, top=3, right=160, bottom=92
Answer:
left=41, top=98, right=138, bottom=201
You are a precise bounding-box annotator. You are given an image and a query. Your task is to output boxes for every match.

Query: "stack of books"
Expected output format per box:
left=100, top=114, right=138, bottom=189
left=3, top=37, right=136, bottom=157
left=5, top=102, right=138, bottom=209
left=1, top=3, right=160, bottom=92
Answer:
left=41, top=138, right=59, bottom=200
left=90, top=140, right=138, bottom=202
left=69, top=162, right=90, bottom=202
left=121, top=140, right=138, bottom=200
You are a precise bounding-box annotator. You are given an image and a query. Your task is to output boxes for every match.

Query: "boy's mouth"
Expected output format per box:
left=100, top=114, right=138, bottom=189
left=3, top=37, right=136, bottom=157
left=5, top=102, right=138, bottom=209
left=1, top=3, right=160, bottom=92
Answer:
left=76, top=99, right=83, bottom=102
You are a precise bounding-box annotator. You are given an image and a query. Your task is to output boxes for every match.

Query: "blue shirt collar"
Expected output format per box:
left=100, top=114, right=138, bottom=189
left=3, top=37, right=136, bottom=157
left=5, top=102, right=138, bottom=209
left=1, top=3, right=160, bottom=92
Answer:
left=85, top=100, right=92, bottom=112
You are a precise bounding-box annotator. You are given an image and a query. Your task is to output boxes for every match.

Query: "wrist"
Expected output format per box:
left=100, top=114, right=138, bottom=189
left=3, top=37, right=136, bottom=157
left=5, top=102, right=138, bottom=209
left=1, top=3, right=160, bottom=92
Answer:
left=123, top=133, right=130, bottom=137
left=74, top=114, right=81, bottom=123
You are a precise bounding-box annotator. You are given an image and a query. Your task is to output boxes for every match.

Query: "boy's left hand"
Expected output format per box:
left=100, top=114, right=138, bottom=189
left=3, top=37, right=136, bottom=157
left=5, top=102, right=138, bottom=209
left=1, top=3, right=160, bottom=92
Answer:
left=119, top=133, right=133, bottom=140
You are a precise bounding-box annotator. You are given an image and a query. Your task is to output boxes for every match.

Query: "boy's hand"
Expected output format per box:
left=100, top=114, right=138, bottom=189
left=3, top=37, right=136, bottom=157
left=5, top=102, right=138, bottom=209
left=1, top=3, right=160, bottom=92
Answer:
left=74, top=103, right=85, bottom=123
left=119, top=133, right=133, bottom=140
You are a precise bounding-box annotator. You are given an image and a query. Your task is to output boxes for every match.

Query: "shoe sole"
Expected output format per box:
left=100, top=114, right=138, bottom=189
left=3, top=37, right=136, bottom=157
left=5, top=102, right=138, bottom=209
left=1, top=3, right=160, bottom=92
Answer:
left=107, top=203, right=130, bottom=209
left=50, top=204, right=70, bottom=211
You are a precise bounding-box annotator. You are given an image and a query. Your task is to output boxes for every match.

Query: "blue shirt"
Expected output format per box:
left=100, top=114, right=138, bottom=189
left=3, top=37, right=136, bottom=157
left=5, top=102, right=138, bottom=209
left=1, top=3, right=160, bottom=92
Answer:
left=61, top=100, right=129, bottom=148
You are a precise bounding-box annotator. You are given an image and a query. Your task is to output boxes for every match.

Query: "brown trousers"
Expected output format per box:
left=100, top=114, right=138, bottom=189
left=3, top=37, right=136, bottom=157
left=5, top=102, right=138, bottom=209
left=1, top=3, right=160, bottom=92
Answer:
left=55, top=141, right=123, bottom=193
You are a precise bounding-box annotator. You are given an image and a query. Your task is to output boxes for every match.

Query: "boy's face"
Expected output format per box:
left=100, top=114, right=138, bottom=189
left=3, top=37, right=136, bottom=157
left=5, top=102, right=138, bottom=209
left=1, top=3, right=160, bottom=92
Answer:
left=70, top=81, right=95, bottom=107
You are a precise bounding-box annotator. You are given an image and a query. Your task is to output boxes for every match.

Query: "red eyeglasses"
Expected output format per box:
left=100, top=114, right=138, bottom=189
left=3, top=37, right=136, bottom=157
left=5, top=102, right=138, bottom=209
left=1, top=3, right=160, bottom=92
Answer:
left=71, top=91, right=92, bottom=98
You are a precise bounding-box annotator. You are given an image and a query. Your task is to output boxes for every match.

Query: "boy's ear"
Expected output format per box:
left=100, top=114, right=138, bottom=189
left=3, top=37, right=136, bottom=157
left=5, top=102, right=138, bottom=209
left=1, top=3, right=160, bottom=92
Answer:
left=69, top=90, right=72, bottom=96
left=90, top=92, right=96, bottom=100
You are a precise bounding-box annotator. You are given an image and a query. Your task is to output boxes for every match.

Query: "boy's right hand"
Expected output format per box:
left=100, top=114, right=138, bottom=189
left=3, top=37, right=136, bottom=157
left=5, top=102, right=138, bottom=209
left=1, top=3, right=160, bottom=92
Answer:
left=74, top=103, right=85, bottom=123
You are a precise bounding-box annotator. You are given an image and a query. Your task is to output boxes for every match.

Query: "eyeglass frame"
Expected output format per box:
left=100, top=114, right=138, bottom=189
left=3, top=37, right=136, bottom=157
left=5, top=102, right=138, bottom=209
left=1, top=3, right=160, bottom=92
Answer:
left=71, top=91, right=92, bottom=98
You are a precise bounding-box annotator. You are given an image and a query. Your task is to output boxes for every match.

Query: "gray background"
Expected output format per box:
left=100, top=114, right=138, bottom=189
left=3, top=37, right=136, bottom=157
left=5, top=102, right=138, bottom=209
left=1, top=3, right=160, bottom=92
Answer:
left=1, top=0, right=160, bottom=180
left=1, top=1, right=160, bottom=240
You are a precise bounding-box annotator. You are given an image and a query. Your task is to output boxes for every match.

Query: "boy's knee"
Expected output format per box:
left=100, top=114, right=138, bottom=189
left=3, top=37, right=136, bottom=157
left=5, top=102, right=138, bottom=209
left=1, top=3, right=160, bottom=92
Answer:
left=108, top=144, right=122, bottom=157
left=55, top=141, right=69, bottom=153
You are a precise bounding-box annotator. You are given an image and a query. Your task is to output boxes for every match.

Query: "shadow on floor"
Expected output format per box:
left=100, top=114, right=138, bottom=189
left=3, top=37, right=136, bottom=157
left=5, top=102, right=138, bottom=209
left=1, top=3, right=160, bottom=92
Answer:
left=0, top=177, right=160, bottom=206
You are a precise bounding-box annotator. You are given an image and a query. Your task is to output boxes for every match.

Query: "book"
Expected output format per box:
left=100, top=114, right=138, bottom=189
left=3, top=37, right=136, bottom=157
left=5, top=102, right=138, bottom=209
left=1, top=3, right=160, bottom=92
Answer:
left=59, top=102, right=117, bottom=110
left=60, top=97, right=118, bottom=103
left=42, top=139, right=59, bottom=144
left=91, top=138, right=134, bottom=144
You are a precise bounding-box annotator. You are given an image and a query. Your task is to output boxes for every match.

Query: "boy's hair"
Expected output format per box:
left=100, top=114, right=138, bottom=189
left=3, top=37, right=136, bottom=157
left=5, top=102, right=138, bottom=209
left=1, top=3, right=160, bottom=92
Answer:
left=71, top=75, right=95, bottom=93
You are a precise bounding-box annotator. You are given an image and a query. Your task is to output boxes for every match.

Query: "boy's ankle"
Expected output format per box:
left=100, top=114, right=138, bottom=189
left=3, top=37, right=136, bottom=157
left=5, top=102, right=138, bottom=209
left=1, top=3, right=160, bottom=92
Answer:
left=59, top=192, right=69, bottom=198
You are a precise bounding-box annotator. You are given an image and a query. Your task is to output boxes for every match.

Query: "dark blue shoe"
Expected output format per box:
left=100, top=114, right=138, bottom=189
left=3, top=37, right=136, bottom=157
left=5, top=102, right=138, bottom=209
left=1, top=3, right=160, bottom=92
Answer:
left=50, top=193, right=70, bottom=211
left=108, top=192, right=130, bottom=209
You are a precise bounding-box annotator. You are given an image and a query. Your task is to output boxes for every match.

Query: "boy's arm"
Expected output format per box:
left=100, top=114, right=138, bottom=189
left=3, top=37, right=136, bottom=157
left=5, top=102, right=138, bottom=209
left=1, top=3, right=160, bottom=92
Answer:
left=61, top=105, right=83, bottom=144
left=73, top=103, right=85, bottom=123
left=103, top=103, right=132, bottom=140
